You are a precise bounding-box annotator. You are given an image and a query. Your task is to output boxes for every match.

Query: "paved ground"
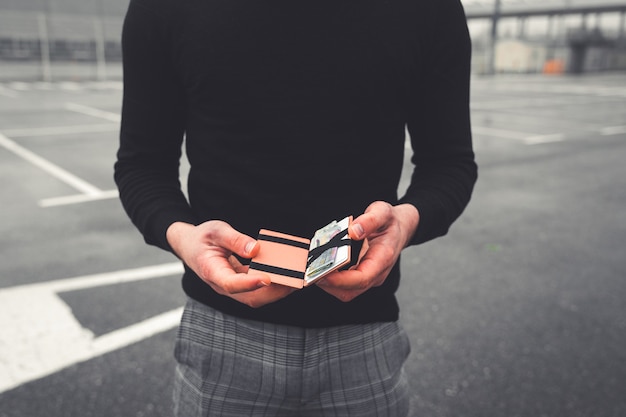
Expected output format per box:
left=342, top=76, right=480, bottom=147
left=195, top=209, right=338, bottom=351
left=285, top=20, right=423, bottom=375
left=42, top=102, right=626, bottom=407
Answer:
left=0, top=73, right=625, bottom=417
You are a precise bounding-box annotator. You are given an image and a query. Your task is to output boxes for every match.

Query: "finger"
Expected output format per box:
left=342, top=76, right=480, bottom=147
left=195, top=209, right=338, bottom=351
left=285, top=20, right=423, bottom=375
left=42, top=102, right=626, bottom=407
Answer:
left=230, top=284, right=296, bottom=308
left=229, top=255, right=251, bottom=274
left=352, top=242, right=395, bottom=282
left=200, top=253, right=271, bottom=293
left=317, top=268, right=371, bottom=292
left=355, top=238, right=369, bottom=263
left=316, top=283, right=365, bottom=303
left=316, top=266, right=387, bottom=302
left=317, top=244, right=392, bottom=291
left=209, top=270, right=271, bottom=294
left=204, top=220, right=260, bottom=259
left=349, top=201, right=393, bottom=240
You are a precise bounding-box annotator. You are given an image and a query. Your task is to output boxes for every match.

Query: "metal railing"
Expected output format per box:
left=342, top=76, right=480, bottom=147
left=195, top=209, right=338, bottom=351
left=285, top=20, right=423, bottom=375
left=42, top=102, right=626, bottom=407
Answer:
left=0, top=10, right=123, bottom=82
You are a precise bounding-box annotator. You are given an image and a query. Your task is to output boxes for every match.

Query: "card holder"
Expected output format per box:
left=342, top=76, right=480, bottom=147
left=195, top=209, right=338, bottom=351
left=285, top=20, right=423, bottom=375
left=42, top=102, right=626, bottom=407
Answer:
left=249, top=216, right=353, bottom=288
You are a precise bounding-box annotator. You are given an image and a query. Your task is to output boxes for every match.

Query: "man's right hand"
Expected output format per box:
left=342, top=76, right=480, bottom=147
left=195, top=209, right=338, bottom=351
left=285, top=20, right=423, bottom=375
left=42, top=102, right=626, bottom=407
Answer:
left=166, top=221, right=294, bottom=308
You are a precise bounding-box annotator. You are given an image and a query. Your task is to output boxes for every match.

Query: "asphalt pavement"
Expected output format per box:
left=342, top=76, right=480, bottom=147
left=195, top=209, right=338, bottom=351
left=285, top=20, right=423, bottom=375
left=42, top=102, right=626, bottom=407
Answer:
left=0, top=72, right=625, bottom=417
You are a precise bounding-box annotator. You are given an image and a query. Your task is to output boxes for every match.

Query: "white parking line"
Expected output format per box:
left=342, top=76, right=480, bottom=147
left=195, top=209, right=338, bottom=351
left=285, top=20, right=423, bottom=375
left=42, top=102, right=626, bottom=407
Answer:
left=0, top=132, right=103, bottom=196
left=3, top=124, right=118, bottom=138
left=472, top=125, right=530, bottom=141
left=473, top=125, right=564, bottom=144
left=7, top=82, right=31, bottom=91
left=0, top=262, right=184, bottom=394
left=484, top=82, right=626, bottom=98
left=0, top=81, right=122, bottom=94
left=1, top=101, right=122, bottom=207
left=0, top=85, right=19, bottom=98
left=601, top=125, right=626, bottom=136
left=473, top=125, right=621, bottom=145
left=65, top=102, right=121, bottom=123
left=39, top=189, right=119, bottom=207
left=523, top=133, right=565, bottom=145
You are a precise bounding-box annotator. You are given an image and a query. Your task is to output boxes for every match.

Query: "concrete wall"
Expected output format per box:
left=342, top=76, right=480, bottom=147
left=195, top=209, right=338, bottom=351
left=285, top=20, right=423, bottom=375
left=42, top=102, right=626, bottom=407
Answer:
left=495, top=39, right=548, bottom=73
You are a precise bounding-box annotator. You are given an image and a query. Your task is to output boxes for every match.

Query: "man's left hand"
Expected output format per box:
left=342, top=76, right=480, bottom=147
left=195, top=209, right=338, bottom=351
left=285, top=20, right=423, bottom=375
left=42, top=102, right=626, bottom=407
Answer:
left=316, top=201, right=419, bottom=302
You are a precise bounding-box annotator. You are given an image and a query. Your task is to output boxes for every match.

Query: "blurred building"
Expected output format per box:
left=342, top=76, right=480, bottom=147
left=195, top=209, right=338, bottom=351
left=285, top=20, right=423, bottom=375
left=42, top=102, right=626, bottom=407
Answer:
left=464, top=0, right=626, bottom=74
left=1, top=0, right=626, bottom=80
left=0, top=0, right=127, bottom=60
left=0, top=0, right=128, bottom=81
left=494, top=39, right=549, bottom=73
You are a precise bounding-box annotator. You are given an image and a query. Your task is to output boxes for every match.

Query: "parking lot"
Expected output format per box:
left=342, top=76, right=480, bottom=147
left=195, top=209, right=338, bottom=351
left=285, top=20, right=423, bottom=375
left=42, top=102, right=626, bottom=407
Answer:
left=1, top=73, right=625, bottom=417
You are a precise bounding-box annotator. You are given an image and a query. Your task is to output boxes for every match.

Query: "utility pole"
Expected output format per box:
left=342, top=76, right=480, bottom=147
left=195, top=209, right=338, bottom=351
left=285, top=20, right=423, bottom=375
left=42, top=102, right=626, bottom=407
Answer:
left=38, top=0, right=52, bottom=82
left=488, top=0, right=501, bottom=75
left=94, top=0, right=107, bottom=81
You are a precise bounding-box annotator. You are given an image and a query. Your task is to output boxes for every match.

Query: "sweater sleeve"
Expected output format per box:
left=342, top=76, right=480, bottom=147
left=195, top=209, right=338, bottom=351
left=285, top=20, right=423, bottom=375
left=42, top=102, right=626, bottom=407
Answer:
left=114, top=0, right=197, bottom=252
left=399, top=0, right=478, bottom=246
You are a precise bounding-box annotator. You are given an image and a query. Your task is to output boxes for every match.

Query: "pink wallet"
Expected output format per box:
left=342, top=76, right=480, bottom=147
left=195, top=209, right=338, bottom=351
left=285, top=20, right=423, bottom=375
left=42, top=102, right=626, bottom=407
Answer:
left=249, top=216, right=353, bottom=288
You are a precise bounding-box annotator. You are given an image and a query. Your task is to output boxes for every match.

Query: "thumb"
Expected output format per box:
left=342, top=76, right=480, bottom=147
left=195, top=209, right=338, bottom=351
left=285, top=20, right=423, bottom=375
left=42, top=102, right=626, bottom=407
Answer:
left=204, top=220, right=260, bottom=259
left=348, top=201, right=393, bottom=240
left=348, top=222, right=365, bottom=240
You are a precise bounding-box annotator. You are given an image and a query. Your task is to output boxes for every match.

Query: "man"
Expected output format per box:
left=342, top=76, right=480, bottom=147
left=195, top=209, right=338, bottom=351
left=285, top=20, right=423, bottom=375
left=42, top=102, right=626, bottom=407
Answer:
left=115, top=0, right=477, bottom=415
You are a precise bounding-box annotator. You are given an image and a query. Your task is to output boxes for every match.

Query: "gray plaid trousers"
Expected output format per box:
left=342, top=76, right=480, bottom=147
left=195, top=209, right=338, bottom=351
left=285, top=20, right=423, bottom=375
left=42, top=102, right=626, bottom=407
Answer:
left=173, top=297, right=411, bottom=417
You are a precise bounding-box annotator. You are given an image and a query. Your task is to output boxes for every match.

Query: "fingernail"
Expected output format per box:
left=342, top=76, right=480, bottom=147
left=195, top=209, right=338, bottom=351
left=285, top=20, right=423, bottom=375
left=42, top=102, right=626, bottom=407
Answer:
left=351, top=223, right=365, bottom=240
left=245, top=241, right=256, bottom=256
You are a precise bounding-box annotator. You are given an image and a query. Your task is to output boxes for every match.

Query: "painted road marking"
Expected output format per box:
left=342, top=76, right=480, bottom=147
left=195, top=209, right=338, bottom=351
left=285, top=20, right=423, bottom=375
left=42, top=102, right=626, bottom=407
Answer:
left=0, top=262, right=184, bottom=394
left=0, top=81, right=122, bottom=93
left=482, top=82, right=626, bottom=98
left=39, top=189, right=119, bottom=207
left=472, top=125, right=531, bottom=141
left=3, top=123, right=118, bottom=138
left=472, top=125, right=563, bottom=144
left=64, top=102, right=121, bottom=123
left=0, top=85, right=19, bottom=98
left=523, top=133, right=565, bottom=145
left=473, top=125, right=624, bottom=145
left=0, top=131, right=102, bottom=196
left=1, top=101, right=122, bottom=207
left=601, top=125, right=626, bottom=136
left=0, top=123, right=121, bottom=206
left=57, top=82, right=83, bottom=91
left=6, top=82, right=31, bottom=91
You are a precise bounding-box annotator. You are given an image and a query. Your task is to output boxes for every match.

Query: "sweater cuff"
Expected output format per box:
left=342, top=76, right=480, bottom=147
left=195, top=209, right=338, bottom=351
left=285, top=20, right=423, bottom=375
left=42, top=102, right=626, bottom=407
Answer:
left=144, top=207, right=199, bottom=253
left=398, top=193, right=450, bottom=246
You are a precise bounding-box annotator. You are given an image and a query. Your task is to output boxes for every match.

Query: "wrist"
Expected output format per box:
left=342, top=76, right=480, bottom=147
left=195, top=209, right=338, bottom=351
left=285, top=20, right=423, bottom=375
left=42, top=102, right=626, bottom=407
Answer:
left=394, top=203, right=420, bottom=248
left=166, top=221, right=194, bottom=256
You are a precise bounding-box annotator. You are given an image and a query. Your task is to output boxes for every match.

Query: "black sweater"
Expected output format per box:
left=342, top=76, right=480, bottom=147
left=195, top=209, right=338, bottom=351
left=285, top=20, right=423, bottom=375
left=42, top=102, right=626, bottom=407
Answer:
left=115, top=0, right=477, bottom=327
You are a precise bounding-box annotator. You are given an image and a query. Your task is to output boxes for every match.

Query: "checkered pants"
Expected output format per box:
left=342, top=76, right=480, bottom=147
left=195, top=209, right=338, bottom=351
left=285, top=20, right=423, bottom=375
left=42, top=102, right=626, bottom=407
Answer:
left=173, top=297, right=411, bottom=417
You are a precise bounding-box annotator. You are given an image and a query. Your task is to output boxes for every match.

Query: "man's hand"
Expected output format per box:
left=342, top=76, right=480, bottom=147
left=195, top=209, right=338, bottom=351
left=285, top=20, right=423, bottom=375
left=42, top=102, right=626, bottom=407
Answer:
left=316, top=201, right=419, bottom=302
left=166, top=221, right=294, bottom=308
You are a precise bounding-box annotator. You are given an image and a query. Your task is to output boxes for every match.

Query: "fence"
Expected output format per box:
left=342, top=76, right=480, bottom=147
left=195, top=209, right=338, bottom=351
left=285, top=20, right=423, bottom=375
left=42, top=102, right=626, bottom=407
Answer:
left=0, top=10, right=123, bottom=81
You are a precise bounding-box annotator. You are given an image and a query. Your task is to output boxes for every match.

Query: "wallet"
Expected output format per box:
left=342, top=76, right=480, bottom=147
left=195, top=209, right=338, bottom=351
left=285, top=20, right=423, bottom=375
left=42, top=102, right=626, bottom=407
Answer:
left=249, top=216, right=354, bottom=288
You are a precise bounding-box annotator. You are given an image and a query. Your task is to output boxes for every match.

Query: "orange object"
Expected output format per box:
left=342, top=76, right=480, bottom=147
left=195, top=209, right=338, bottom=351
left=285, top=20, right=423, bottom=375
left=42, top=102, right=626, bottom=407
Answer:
left=249, top=217, right=353, bottom=288
left=250, top=229, right=311, bottom=288
left=543, top=59, right=564, bottom=75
